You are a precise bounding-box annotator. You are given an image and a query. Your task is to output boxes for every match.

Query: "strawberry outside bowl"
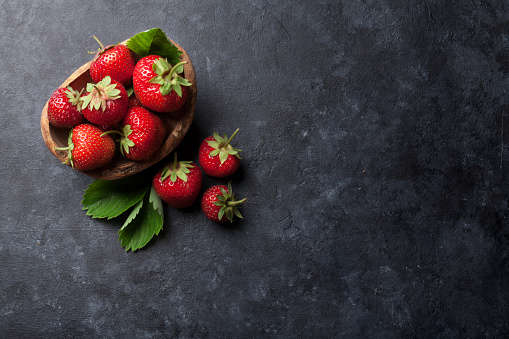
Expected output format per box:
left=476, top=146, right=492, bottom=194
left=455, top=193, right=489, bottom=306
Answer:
left=41, top=38, right=196, bottom=180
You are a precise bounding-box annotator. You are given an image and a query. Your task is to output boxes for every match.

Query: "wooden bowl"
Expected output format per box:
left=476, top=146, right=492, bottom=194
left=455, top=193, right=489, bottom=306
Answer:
left=41, top=38, right=196, bottom=180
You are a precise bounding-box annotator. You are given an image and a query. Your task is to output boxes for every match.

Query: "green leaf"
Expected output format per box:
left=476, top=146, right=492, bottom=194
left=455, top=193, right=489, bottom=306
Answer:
left=234, top=208, right=243, bottom=219
left=219, top=150, right=229, bottom=164
left=226, top=208, right=233, bottom=222
left=176, top=170, right=187, bottom=182
left=127, top=28, right=182, bottom=65
left=172, top=84, right=182, bottom=97
left=102, top=76, right=111, bottom=85
left=117, top=188, right=164, bottom=252
left=160, top=166, right=170, bottom=181
left=82, top=175, right=150, bottom=219
left=149, top=75, right=164, bottom=85
left=207, top=141, right=219, bottom=148
left=149, top=186, right=164, bottom=217
left=213, top=132, right=223, bottom=143
left=160, top=82, right=173, bottom=96
left=218, top=206, right=226, bottom=220
left=177, top=77, right=192, bottom=87
left=121, top=199, right=143, bottom=230
left=209, top=149, right=220, bottom=157
left=81, top=95, right=92, bottom=111
left=174, top=63, right=184, bottom=74
left=220, top=187, right=228, bottom=196
left=107, top=88, right=121, bottom=97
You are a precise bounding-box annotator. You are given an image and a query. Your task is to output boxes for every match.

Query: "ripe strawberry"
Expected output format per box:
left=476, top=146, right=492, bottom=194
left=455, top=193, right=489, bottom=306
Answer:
left=81, top=76, right=128, bottom=126
left=201, top=182, right=246, bottom=223
left=199, top=129, right=242, bottom=178
left=47, top=86, right=85, bottom=128
left=133, top=55, right=191, bottom=113
left=152, top=153, right=202, bottom=208
left=104, top=107, right=165, bottom=161
left=89, top=36, right=136, bottom=87
left=55, top=123, right=115, bottom=171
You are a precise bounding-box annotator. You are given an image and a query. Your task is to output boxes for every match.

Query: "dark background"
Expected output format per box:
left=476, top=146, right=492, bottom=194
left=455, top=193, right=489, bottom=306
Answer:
left=1, top=0, right=509, bottom=337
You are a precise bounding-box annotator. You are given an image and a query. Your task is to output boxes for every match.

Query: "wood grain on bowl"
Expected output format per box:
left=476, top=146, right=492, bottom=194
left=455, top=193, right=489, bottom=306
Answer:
left=41, top=38, right=196, bottom=180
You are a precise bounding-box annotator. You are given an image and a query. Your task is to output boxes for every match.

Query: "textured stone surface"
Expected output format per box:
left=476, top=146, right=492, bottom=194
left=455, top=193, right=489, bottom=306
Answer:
left=1, top=0, right=509, bottom=337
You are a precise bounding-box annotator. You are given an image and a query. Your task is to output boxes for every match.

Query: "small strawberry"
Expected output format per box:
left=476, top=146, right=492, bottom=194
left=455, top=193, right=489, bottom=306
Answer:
left=55, top=123, right=115, bottom=171
left=133, top=55, right=191, bottom=113
left=47, top=86, right=85, bottom=128
left=104, top=107, right=165, bottom=161
left=81, top=76, right=129, bottom=126
left=199, top=129, right=242, bottom=178
left=201, top=182, right=246, bottom=223
left=89, top=36, right=136, bottom=87
left=152, top=153, right=202, bottom=208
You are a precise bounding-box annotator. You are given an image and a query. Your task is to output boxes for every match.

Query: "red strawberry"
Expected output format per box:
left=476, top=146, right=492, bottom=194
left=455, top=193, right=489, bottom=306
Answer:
left=89, top=36, right=136, bottom=87
left=47, top=86, right=85, bottom=128
left=104, top=107, right=165, bottom=161
left=133, top=55, right=191, bottom=113
left=201, top=182, right=246, bottom=223
left=55, top=123, right=115, bottom=171
left=152, top=153, right=202, bottom=208
left=81, top=76, right=128, bottom=126
left=199, top=129, right=242, bottom=178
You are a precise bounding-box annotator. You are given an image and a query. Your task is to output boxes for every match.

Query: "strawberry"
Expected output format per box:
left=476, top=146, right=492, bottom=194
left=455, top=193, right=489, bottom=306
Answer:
left=81, top=76, right=129, bottom=126
left=55, top=123, right=115, bottom=171
left=201, top=182, right=246, bottom=223
left=152, top=153, right=202, bottom=208
left=132, top=55, right=191, bottom=113
left=47, top=86, right=85, bottom=128
left=199, top=129, right=242, bottom=178
left=89, top=36, right=136, bottom=87
left=104, top=107, right=165, bottom=161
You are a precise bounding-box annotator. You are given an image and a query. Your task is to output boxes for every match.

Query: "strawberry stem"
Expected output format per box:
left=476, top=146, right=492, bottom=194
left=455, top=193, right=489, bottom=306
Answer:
left=100, top=130, right=122, bottom=137
left=92, top=35, right=105, bottom=51
left=227, top=198, right=247, bottom=206
left=226, top=128, right=239, bottom=146
left=169, top=61, right=187, bottom=78
left=173, top=152, right=178, bottom=171
left=54, top=146, right=69, bottom=151
left=54, top=129, right=75, bottom=167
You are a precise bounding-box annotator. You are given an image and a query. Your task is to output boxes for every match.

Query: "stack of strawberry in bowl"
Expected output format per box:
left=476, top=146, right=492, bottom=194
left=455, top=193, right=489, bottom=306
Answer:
left=42, top=29, right=246, bottom=228
left=45, top=32, right=192, bottom=173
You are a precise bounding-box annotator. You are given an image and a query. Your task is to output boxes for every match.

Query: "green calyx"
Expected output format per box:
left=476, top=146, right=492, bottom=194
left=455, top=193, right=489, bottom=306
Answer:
left=54, top=129, right=75, bottom=168
left=160, top=153, right=195, bottom=183
left=101, top=125, right=134, bottom=157
left=64, top=86, right=84, bottom=111
left=214, top=181, right=247, bottom=223
left=207, top=128, right=242, bottom=164
left=149, top=59, right=192, bottom=97
left=81, top=76, right=121, bottom=111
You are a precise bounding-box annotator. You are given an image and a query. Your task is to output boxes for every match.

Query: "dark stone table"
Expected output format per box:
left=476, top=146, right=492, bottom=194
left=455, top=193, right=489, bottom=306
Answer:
left=2, top=1, right=508, bottom=337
